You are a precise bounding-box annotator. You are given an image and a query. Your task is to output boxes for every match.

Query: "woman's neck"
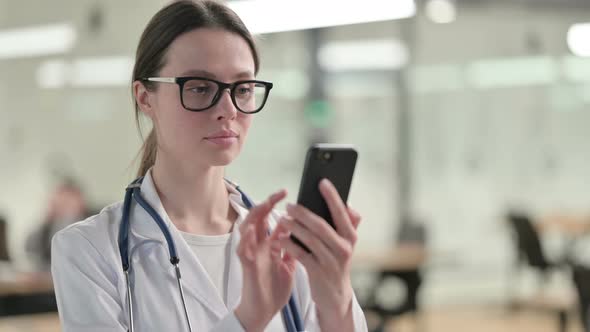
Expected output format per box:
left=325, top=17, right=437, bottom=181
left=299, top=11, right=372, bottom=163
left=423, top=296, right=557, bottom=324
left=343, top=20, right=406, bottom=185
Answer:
left=150, top=155, right=238, bottom=235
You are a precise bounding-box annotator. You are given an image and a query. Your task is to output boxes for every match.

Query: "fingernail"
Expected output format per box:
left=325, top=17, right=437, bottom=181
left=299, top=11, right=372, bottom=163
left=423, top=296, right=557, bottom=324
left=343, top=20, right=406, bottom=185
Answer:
left=286, top=203, right=295, bottom=211
left=320, top=178, right=330, bottom=189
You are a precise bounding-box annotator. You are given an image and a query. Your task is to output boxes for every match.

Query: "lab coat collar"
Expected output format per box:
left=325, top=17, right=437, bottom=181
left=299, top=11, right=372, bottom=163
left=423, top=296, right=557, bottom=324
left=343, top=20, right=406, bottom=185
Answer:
left=128, top=169, right=252, bottom=318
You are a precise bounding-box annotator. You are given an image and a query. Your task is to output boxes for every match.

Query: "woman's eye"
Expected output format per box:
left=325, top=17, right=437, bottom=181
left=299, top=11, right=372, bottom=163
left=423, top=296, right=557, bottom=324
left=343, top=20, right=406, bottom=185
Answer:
left=187, top=86, right=210, bottom=94
left=237, top=87, right=252, bottom=95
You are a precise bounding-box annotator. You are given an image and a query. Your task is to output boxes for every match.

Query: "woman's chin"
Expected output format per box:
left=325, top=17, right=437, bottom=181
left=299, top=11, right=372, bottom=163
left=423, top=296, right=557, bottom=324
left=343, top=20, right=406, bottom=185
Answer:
left=208, top=149, right=240, bottom=166
left=190, top=142, right=242, bottom=167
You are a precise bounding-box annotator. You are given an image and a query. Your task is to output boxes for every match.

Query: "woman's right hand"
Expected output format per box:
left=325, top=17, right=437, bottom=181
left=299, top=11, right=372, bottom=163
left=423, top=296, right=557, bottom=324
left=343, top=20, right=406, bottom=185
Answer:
left=234, top=189, right=297, bottom=332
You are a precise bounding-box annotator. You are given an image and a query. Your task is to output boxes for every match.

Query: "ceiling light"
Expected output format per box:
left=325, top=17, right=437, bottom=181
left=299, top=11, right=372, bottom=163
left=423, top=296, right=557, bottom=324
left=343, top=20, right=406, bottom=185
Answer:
left=0, top=23, right=76, bottom=60
left=37, top=56, right=134, bottom=88
left=228, top=0, right=416, bottom=34
left=318, top=39, right=409, bottom=72
left=567, top=23, right=590, bottom=57
left=425, top=0, right=456, bottom=24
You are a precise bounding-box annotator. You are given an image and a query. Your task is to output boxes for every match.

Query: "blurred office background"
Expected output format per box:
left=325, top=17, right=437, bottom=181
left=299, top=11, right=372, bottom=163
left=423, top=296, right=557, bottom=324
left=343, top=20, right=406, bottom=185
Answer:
left=1, top=0, right=590, bottom=331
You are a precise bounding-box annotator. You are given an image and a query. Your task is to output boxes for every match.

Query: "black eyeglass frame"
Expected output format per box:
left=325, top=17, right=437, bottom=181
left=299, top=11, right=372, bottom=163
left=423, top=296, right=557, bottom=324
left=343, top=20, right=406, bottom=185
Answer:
left=141, top=76, right=273, bottom=114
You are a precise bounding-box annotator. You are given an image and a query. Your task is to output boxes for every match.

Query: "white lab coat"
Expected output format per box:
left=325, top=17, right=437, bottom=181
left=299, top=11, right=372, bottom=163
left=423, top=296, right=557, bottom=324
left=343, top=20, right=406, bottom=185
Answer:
left=51, top=171, right=368, bottom=332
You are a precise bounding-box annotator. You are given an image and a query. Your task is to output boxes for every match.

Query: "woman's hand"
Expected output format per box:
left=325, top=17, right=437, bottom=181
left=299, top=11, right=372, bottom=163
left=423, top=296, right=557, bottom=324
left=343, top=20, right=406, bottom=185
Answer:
left=278, top=179, right=362, bottom=332
left=235, top=189, right=297, bottom=332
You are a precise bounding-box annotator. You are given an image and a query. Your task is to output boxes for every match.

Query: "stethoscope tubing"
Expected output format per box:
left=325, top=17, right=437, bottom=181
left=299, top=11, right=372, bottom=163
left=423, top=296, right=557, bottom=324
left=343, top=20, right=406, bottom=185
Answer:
left=119, top=177, right=304, bottom=332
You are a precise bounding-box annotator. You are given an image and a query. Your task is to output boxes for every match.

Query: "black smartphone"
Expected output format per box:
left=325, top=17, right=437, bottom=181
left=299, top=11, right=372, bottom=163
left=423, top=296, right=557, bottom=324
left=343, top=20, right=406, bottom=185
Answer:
left=292, top=144, right=358, bottom=252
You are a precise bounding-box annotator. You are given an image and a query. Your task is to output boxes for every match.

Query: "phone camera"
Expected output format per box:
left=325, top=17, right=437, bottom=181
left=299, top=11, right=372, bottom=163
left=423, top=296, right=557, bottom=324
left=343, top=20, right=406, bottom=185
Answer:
left=322, top=152, right=332, bottom=161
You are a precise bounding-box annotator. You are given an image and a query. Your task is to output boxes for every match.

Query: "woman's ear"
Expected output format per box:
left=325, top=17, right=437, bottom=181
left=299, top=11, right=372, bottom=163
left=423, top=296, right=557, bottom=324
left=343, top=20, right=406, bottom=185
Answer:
left=133, top=80, right=154, bottom=118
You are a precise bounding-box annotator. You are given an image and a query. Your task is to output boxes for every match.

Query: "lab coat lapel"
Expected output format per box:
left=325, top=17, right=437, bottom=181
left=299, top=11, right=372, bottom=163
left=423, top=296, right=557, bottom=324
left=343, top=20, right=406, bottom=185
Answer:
left=127, top=170, right=228, bottom=319
left=225, top=187, right=251, bottom=310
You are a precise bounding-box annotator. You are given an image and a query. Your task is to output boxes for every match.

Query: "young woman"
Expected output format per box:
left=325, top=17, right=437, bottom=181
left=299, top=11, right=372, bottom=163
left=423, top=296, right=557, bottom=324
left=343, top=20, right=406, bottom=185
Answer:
left=51, top=1, right=367, bottom=331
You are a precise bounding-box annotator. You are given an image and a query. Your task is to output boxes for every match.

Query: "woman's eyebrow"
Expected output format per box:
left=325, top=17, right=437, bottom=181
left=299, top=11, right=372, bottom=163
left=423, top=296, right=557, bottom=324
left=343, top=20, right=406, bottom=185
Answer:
left=233, top=71, right=255, bottom=80
left=179, top=69, right=216, bottom=78
left=178, top=69, right=255, bottom=80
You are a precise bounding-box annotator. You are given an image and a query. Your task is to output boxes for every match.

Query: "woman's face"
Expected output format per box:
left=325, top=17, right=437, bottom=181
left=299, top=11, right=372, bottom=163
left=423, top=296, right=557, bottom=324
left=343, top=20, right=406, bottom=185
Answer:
left=144, top=28, right=257, bottom=168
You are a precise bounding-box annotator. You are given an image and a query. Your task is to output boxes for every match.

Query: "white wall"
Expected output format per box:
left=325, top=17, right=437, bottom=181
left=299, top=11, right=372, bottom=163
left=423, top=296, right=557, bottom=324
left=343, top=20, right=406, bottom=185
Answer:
left=409, top=2, right=590, bottom=305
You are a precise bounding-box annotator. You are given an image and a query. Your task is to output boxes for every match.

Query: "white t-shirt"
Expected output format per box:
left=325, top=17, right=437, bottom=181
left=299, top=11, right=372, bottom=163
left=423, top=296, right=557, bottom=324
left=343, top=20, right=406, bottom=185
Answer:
left=179, top=231, right=233, bottom=306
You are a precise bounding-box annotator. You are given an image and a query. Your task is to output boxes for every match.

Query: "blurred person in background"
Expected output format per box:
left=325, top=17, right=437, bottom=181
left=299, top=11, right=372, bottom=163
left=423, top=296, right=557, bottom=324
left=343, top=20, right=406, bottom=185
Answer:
left=26, top=178, right=91, bottom=271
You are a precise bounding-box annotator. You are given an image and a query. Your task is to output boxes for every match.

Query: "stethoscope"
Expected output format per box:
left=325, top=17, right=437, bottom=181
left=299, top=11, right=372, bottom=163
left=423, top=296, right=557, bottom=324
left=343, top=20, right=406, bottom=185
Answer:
left=117, top=177, right=305, bottom=332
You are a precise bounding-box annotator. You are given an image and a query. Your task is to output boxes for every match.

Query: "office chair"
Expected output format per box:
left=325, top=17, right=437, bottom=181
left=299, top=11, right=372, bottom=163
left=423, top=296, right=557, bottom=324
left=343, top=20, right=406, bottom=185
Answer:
left=506, top=211, right=574, bottom=332
left=362, top=222, right=426, bottom=332
left=363, top=269, right=423, bottom=332
left=0, top=215, right=10, bottom=262
left=506, top=211, right=559, bottom=283
left=572, top=265, right=590, bottom=332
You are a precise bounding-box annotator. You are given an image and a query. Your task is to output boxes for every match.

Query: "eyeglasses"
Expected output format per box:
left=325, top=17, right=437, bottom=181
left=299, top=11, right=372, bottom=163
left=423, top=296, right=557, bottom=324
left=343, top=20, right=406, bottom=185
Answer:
left=141, top=76, right=273, bottom=114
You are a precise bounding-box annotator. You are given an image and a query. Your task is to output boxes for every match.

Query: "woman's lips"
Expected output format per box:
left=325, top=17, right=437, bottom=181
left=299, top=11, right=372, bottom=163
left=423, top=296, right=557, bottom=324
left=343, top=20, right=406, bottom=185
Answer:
left=205, top=129, right=239, bottom=148
left=204, top=136, right=238, bottom=147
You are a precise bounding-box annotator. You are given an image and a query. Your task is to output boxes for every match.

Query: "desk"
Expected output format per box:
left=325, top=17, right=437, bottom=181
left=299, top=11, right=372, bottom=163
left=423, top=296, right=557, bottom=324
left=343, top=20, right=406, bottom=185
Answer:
left=352, top=244, right=427, bottom=271
left=0, top=313, right=60, bottom=332
left=0, top=273, right=53, bottom=296
left=539, top=215, right=590, bottom=237
left=352, top=244, right=427, bottom=329
left=537, top=214, right=590, bottom=266
left=0, top=272, right=56, bottom=317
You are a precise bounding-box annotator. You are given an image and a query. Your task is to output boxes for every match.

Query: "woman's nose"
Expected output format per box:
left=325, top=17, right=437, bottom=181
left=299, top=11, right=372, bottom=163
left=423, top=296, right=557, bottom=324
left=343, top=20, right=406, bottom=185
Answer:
left=214, top=89, right=238, bottom=120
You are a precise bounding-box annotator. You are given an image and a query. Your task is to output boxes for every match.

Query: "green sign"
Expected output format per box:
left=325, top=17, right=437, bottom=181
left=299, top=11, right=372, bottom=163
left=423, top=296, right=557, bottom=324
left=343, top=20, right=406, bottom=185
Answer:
left=303, top=100, right=333, bottom=128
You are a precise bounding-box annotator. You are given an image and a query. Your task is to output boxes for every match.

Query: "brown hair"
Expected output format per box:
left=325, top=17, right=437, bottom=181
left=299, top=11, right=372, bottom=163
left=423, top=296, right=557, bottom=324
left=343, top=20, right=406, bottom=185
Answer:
left=132, top=0, right=260, bottom=177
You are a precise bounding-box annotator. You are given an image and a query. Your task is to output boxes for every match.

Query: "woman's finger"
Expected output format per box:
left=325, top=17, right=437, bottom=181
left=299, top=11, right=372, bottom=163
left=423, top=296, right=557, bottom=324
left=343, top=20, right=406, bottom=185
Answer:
left=279, top=251, right=297, bottom=277
left=347, top=207, right=362, bottom=231
left=279, top=236, right=318, bottom=273
left=237, top=224, right=256, bottom=264
left=318, top=179, right=356, bottom=244
left=286, top=203, right=344, bottom=255
left=240, top=189, right=287, bottom=237
left=256, top=190, right=287, bottom=241
left=269, top=219, right=290, bottom=242
left=269, top=221, right=290, bottom=258
left=281, top=216, right=339, bottom=268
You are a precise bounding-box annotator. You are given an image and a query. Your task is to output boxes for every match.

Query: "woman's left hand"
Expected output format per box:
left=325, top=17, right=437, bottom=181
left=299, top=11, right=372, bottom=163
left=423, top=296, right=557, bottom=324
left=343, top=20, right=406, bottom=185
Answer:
left=273, top=179, right=362, bottom=332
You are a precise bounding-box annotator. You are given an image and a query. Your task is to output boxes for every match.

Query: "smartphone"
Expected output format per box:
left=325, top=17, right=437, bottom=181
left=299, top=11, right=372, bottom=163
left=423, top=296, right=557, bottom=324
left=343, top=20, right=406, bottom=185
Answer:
left=292, top=144, right=358, bottom=252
